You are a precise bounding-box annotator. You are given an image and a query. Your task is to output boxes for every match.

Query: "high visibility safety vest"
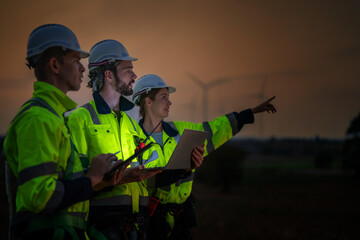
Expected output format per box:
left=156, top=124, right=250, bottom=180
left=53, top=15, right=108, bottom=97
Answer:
left=3, top=81, right=90, bottom=238
left=141, top=110, right=254, bottom=204
left=66, top=92, right=157, bottom=213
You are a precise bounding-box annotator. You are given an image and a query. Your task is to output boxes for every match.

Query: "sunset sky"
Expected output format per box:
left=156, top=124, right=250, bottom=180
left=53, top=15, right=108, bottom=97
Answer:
left=0, top=0, right=359, bottom=139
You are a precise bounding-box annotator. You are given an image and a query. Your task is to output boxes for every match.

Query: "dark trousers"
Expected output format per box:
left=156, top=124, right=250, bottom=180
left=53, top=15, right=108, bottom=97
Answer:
left=88, top=205, right=148, bottom=240
left=147, top=197, right=196, bottom=240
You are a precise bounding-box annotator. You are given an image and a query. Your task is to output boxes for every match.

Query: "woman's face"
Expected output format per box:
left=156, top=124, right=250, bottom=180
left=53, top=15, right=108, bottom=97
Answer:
left=146, top=88, right=172, bottom=119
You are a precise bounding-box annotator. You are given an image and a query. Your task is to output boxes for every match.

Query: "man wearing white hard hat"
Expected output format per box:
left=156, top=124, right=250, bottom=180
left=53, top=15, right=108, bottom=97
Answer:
left=66, top=39, right=170, bottom=239
left=3, top=24, right=126, bottom=239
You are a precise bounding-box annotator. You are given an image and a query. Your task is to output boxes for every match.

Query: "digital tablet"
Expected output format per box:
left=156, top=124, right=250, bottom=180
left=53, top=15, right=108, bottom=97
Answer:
left=143, top=129, right=208, bottom=171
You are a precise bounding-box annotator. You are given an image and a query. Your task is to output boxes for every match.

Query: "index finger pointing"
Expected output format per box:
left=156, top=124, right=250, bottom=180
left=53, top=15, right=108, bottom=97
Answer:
left=266, top=96, right=276, bottom=103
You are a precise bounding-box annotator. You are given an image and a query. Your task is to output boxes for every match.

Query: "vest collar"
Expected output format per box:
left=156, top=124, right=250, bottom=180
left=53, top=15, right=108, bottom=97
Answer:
left=33, top=81, right=77, bottom=117
left=93, top=92, right=135, bottom=114
left=139, top=119, right=179, bottom=138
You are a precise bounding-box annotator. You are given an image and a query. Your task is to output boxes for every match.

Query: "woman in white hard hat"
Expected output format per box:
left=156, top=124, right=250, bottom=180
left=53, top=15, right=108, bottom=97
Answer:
left=132, top=74, right=276, bottom=240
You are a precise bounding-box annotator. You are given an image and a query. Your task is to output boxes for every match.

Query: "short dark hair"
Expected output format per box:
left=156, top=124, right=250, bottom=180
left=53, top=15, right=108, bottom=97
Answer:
left=138, top=88, right=162, bottom=118
left=87, top=60, right=121, bottom=90
left=33, top=47, right=67, bottom=81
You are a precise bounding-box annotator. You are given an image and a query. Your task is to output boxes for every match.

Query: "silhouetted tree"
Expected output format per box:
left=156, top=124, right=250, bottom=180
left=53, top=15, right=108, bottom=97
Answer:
left=343, top=111, right=360, bottom=180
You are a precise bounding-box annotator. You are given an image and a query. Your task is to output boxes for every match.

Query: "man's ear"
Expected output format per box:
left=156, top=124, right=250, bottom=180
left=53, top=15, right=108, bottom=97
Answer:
left=104, top=69, right=114, bottom=84
left=48, top=57, right=61, bottom=74
left=145, top=97, right=152, bottom=106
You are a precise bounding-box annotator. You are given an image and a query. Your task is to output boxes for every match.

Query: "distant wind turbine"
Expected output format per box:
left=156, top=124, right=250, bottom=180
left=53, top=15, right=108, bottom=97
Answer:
left=180, top=94, right=197, bottom=122
left=186, top=72, right=232, bottom=120
left=186, top=67, right=315, bottom=138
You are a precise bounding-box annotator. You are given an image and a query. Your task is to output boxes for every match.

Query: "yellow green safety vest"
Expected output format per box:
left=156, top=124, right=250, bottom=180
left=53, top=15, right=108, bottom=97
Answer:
left=66, top=93, right=158, bottom=213
left=4, top=81, right=90, bottom=238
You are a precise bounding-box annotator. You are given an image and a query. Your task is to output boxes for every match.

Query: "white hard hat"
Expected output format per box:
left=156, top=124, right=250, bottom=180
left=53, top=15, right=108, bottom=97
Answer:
left=88, top=39, right=137, bottom=71
left=26, top=24, right=89, bottom=67
left=132, top=74, right=176, bottom=105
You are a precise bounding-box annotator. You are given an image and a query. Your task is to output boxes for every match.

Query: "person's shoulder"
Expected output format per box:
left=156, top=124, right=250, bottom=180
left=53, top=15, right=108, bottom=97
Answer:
left=22, top=103, right=60, bottom=120
left=123, top=113, right=144, bottom=132
left=11, top=106, right=59, bottom=133
left=68, top=102, right=94, bottom=118
left=66, top=104, right=97, bottom=129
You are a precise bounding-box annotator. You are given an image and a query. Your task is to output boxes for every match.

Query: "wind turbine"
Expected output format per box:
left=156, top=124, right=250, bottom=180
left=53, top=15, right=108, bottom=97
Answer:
left=186, top=72, right=231, bottom=121
left=186, top=67, right=315, bottom=138
left=180, top=94, right=197, bottom=122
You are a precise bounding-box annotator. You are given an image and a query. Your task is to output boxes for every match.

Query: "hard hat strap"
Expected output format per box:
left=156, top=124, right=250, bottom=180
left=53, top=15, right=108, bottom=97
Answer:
left=88, top=59, right=117, bottom=68
left=132, top=88, right=152, bottom=100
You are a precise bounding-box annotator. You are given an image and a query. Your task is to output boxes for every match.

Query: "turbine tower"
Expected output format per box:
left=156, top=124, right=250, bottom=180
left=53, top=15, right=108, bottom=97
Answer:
left=186, top=72, right=230, bottom=121
left=186, top=68, right=313, bottom=138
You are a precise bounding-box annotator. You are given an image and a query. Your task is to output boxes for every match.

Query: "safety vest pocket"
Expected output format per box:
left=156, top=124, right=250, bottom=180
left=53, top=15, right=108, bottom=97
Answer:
left=87, top=124, right=113, bottom=136
left=86, top=124, right=118, bottom=156
left=178, top=181, right=193, bottom=203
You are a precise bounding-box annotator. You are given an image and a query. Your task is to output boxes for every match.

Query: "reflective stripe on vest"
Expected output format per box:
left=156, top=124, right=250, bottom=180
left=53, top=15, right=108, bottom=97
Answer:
left=17, top=162, right=57, bottom=186
left=11, top=98, right=60, bottom=123
left=91, top=195, right=133, bottom=206
left=225, top=112, right=239, bottom=137
left=175, top=171, right=195, bottom=186
left=159, top=185, right=171, bottom=191
left=91, top=195, right=149, bottom=208
left=144, top=150, right=159, bottom=165
left=158, top=172, right=195, bottom=191
left=174, top=134, right=181, bottom=144
left=202, top=121, right=215, bottom=154
left=128, top=117, right=138, bottom=132
left=167, top=122, right=181, bottom=143
left=42, top=181, right=65, bottom=212
left=64, top=140, right=76, bottom=180
left=82, top=103, right=101, bottom=125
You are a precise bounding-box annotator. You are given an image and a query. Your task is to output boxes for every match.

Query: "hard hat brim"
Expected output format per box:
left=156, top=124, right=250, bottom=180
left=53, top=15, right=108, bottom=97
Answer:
left=121, top=56, right=138, bottom=61
left=26, top=47, right=90, bottom=60
left=78, top=49, right=90, bottom=58
left=167, top=86, right=176, bottom=93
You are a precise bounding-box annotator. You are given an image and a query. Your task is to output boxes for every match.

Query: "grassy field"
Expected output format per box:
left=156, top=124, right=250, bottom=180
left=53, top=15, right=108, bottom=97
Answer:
left=192, top=154, right=360, bottom=240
